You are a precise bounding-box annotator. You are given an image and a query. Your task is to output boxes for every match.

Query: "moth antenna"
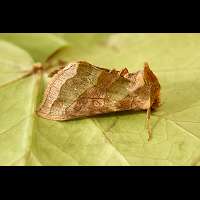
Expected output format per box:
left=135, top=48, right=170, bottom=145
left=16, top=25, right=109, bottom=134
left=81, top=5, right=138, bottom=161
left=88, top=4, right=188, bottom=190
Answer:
left=146, top=107, right=152, bottom=141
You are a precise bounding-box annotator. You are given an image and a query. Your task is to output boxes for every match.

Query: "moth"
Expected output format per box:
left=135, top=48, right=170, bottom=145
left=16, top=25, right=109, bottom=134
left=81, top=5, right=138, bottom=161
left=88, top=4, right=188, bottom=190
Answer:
left=37, top=61, right=161, bottom=140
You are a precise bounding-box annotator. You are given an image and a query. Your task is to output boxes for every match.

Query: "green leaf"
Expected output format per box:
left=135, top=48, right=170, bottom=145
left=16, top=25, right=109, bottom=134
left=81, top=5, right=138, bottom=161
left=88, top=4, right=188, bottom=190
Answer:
left=0, top=40, right=34, bottom=86
left=0, top=33, right=68, bottom=62
left=0, top=33, right=200, bottom=166
left=46, top=33, right=112, bottom=68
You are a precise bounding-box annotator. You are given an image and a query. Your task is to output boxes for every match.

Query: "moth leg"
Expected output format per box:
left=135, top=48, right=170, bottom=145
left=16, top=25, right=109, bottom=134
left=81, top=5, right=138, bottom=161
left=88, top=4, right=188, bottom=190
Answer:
left=146, top=107, right=152, bottom=141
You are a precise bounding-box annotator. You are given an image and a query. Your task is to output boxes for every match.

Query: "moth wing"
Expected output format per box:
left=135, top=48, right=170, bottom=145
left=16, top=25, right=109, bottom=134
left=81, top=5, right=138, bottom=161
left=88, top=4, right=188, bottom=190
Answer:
left=37, top=61, right=104, bottom=120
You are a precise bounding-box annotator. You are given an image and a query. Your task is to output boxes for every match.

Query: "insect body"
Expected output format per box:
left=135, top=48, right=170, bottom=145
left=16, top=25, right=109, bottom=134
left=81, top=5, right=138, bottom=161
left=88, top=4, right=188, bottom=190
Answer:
left=37, top=61, right=161, bottom=140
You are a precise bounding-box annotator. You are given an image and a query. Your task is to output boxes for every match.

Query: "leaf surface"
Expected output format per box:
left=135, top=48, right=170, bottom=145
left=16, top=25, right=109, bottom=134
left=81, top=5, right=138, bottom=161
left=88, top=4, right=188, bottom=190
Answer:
left=0, top=40, right=34, bottom=86
left=0, top=33, right=67, bottom=62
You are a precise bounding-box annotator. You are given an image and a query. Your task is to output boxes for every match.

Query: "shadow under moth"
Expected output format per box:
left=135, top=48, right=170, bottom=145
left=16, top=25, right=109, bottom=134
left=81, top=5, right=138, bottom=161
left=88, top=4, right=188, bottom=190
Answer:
left=37, top=61, right=161, bottom=140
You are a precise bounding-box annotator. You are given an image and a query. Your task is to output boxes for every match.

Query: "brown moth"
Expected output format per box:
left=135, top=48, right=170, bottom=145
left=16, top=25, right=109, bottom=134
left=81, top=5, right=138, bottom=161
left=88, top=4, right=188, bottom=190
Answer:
left=37, top=61, right=161, bottom=140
